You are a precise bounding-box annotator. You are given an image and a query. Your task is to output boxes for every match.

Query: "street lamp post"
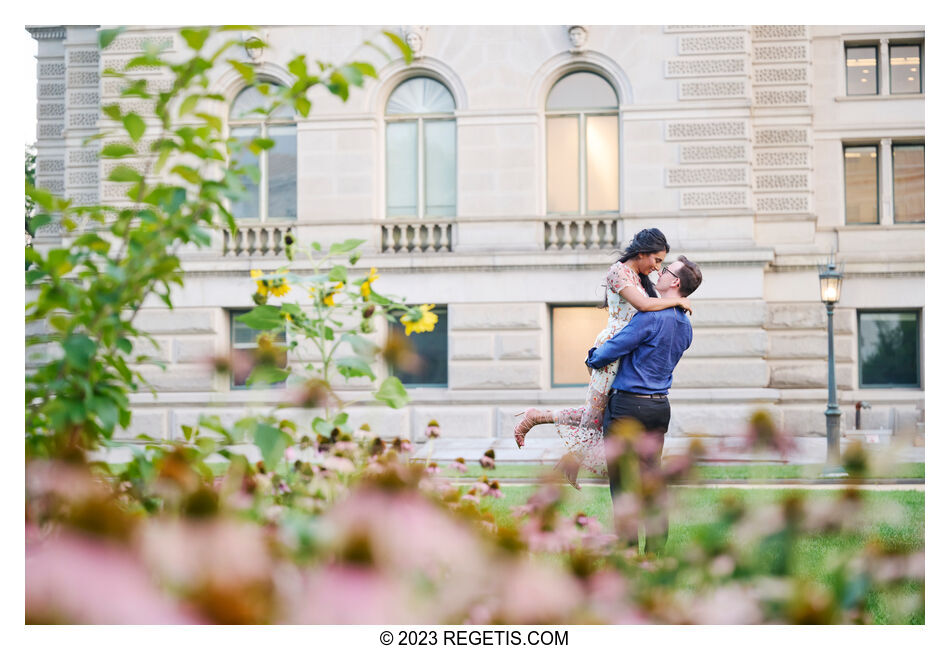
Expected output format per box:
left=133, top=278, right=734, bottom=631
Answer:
left=819, top=259, right=846, bottom=477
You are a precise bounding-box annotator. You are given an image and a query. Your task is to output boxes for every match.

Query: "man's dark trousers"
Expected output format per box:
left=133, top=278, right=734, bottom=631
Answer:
left=603, top=390, right=671, bottom=553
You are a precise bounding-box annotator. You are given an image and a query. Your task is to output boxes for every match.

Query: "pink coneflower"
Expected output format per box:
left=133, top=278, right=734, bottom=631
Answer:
left=479, top=449, right=496, bottom=470
left=426, top=462, right=441, bottom=475
left=424, top=420, right=441, bottom=439
left=450, top=457, right=468, bottom=473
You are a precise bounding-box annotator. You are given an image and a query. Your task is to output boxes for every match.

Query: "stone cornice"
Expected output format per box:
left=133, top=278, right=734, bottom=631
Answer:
left=27, top=26, right=66, bottom=40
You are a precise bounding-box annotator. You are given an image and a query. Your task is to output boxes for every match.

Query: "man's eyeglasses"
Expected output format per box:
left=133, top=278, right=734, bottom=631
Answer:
left=660, top=266, right=679, bottom=279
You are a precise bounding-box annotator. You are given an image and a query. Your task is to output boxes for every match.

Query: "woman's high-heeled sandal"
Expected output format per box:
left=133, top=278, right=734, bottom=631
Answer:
left=513, top=408, right=544, bottom=449
left=554, top=452, right=582, bottom=491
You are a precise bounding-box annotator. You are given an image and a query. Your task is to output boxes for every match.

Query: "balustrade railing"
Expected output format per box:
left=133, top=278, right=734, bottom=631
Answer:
left=544, top=217, right=619, bottom=250
left=222, top=223, right=296, bottom=257
left=380, top=220, right=453, bottom=253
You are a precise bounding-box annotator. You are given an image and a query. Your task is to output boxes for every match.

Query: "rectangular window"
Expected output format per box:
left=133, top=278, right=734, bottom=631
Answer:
left=585, top=115, right=619, bottom=213
left=893, top=144, right=924, bottom=223
left=846, top=45, right=879, bottom=95
left=230, top=310, right=287, bottom=389
left=551, top=305, right=606, bottom=386
left=858, top=310, right=921, bottom=388
left=386, top=121, right=419, bottom=216
left=844, top=145, right=879, bottom=224
left=546, top=116, right=580, bottom=213
left=231, top=126, right=261, bottom=220
left=387, top=305, right=448, bottom=387
left=267, top=124, right=298, bottom=220
left=424, top=119, right=457, bottom=217
left=890, top=43, right=922, bottom=94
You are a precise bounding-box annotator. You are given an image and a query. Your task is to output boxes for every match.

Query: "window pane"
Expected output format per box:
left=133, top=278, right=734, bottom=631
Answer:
left=386, top=77, right=455, bottom=115
left=388, top=306, right=448, bottom=386
left=386, top=121, right=419, bottom=216
left=231, top=126, right=260, bottom=220
left=846, top=46, right=878, bottom=95
left=893, top=145, right=924, bottom=223
left=546, top=116, right=580, bottom=213
left=267, top=125, right=297, bottom=220
left=424, top=119, right=456, bottom=217
left=844, top=146, right=878, bottom=224
left=231, top=312, right=288, bottom=388
left=547, top=72, right=618, bottom=110
left=859, top=311, right=920, bottom=387
left=552, top=306, right=606, bottom=386
left=230, top=83, right=294, bottom=121
left=586, top=115, right=619, bottom=212
left=890, top=44, right=922, bottom=94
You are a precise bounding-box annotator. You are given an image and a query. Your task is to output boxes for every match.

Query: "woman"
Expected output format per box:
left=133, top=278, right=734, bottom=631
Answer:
left=513, top=228, right=691, bottom=488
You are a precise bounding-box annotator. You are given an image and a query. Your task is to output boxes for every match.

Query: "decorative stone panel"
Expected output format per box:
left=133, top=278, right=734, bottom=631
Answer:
left=38, top=83, right=66, bottom=98
left=752, top=44, right=808, bottom=62
left=755, top=195, right=810, bottom=213
left=68, top=170, right=99, bottom=186
left=753, top=65, right=808, bottom=85
left=681, top=144, right=749, bottom=163
left=38, top=103, right=66, bottom=118
left=68, top=91, right=99, bottom=106
left=680, top=80, right=747, bottom=100
left=37, top=159, right=65, bottom=173
left=754, top=172, right=809, bottom=191
left=102, top=159, right=150, bottom=176
left=39, top=63, right=66, bottom=76
left=751, top=25, right=807, bottom=41
left=666, top=26, right=744, bottom=32
left=117, top=99, right=157, bottom=116
left=68, top=50, right=100, bottom=66
left=679, top=35, right=747, bottom=55
left=67, top=70, right=99, bottom=87
left=754, top=89, right=809, bottom=105
left=667, top=166, right=748, bottom=186
left=69, top=149, right=100, bottom=165
left=103, top=78, right=173, bottom=97
left=38, top=122, right=64, bottom=138
left=451, top=304, right=544, bottom=331
left=102, top=183, right=133, bottom=200
left=105, top=35, right=174, bottom=52
left=666, top=120, right=747, bottom=141
left=103, top=56, right=162, bottom=72
left=666, top=57, right=746, bottom=77
left=39, top=178, right=65, bottom=193
left=67, top=191, right=99, bottom=205
left=754, top=127, right=808, bottom=146
left=754, top=150, right=809, bottom=168
left=681, top=190, right=748, bottom=210
left=68, top=111, right=100, bottom=128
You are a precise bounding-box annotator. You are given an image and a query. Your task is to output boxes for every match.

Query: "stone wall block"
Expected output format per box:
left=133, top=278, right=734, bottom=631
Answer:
left=769, top=362, right=854, bottom=390
left=689, top=329, right=768, bottom=357
left=767, top=303, right=855, bottom=333
left=674, top=359, right=770, bottom=388
left=116, top=410, right=167, bottom=440
left=450, top=334, right=494, bottom=360
left=450, top=304, right=544, bottom=330
left=450, top=362, right=542, bottom=389
left=495, top=333, right=541, bottom=360
left=135, top=365, right=217, bottom=392
left=173, top=337, right=217, bottom=363
left=133, top=308, right=217, bottom=334
left=689, top=301, right=767, bottom=328
left=769, top=332, right=854, bottom=361
left=409, top=407, right=494, bottom=441
left=132, top=337, right=172, bottom=363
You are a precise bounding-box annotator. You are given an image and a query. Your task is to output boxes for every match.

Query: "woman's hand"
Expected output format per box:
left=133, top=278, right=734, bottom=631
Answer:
left=677, top=298, right=692, bottom=315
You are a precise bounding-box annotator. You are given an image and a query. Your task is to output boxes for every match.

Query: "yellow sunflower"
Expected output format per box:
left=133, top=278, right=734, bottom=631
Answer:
left=360, top=267, right=380, bottom=300
left=323, top=282, right=344, bottom=307
left=250, top=269, right=290, bottom=298
left=400, top=303, right=438, bottom=335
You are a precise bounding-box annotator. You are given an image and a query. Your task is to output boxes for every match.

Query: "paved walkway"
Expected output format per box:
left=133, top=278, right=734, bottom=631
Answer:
left=453, top=478, right=925, bottom=491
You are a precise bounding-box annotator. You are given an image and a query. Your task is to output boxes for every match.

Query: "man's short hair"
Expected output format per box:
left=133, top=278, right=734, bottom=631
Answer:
left=676, top=255, right=702, bottom=297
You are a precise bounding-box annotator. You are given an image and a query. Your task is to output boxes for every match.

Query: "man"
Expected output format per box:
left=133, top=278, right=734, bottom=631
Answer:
left=585, top=255, right=702, bottom=552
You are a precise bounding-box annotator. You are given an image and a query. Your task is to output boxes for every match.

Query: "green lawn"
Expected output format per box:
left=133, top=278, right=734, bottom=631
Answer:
left=483, top=485, right=924, bottom=624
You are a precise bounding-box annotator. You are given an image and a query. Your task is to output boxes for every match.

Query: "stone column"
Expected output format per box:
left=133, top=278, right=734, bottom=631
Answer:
left=880, top=38, right=890, bottom=96
left=64, top=26, right=101, bottom=208
left=880, top=137, right=894, bottom=225
left=28, top=26, right=67, bottom=237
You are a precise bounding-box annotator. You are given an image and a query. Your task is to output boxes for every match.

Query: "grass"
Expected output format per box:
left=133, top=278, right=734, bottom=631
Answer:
left=481, top=485, right=924, bottom=624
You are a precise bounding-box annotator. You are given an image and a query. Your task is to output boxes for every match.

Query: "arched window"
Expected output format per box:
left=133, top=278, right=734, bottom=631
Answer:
left=385, top=77, right=457, bottom=217
left=229, top=82, right=297, bottom=221
left=545, top=71, right=619, bottom=215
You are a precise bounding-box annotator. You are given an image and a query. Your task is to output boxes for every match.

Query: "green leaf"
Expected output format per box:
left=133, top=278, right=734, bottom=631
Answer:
left=311, top=417, right=333, bottom=437
left=64, top=334, right=97, bottom=371
left=26, top=185, right=54, bottom=211
left=98, top=27, right=125, bottom=50
left=247, top=365, right=290, bottom=386
left=352, top=61, right=377, bottom=79
left=236, top=304, right=284, bottom=330
left=328, top=265, right=348, bottom=283
left=335, top=356, right=375, bottom=381
left=228, top=59, right=255, bottom=85
left=374, top=376, right=409, bottom=409
left=288, top=54, right=307, bottom=79
left=88, top=396, right=119, bottom=433
left=116, top=338, right=133, bottom=355
left=342, top=333, right=379, bottom=360
left=181, top=27, right=210, bottom=51
left=178, top=93, right=201, bottom=117
left=103, top=104, right=122, bottom=122
left=123, top=112, right=146, bottom=142
left=254, top=423, right=291, bottom=471
left=338, top=63, right=366, bottom=87
left=294, top=95, right=311, bottom=118
left=383, top=30, right=414, bottom=64
left=171, top=165, right=202, bottom=184
left=326, top=71, right=349, bottom=101
left=107, top=165, right=142, bottom=183
left=329, top=239, right=365, bottom=255
left=101, top=143, right=134, bottom=158
left=29, top=213, right=52, bottom=232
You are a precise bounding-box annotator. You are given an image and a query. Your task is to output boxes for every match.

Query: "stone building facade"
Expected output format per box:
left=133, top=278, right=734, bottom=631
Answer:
left=28, top=25, right=925, bottom=461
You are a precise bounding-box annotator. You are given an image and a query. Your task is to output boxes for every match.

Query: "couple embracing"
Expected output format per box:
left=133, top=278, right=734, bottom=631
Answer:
left=514, top=228, right=703, bottom=550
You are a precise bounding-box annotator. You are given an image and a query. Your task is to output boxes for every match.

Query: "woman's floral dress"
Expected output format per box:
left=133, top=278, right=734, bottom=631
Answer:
left=554, top=261, right=647, bottom=476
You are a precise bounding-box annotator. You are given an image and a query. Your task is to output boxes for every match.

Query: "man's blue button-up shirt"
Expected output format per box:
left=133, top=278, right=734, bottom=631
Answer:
left=585, top=307, right=692, bottom=394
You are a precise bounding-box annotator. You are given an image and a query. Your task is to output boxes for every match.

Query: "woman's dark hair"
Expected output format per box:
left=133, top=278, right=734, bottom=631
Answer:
left=600, top=228, right=670, bottom=308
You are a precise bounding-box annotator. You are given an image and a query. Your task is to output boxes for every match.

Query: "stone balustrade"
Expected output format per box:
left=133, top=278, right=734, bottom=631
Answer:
left=222, top=223, right=295, bottom=257
left=544, top=217, right=619, bottom=250
left=380, top=220, right=454, bottom=253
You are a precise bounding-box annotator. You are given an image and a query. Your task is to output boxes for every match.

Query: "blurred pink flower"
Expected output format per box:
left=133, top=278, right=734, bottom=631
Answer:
left=426, top=462, right=441, bottom=476
left=287, top=566, right=420, bottom=624
left=451, top=458, right=468, bottom=473
left=689, top=585, right=764, bottom=624
left=26, top=529, right=202, bottom=624
left=424, top=420, right=441, bottom=439
left=489, top=560, right=585, bottom=624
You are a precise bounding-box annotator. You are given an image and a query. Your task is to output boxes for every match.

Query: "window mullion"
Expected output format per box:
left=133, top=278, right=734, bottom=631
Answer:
left=881, top=38, right=891, bottom=96
left=880, top=138, right=894, bottom=225
left=417, top=117, right=425, bottom=218
left=260, top=124, right=268, bottom=223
